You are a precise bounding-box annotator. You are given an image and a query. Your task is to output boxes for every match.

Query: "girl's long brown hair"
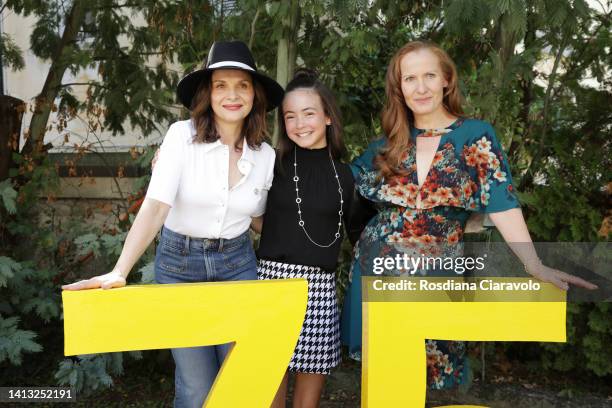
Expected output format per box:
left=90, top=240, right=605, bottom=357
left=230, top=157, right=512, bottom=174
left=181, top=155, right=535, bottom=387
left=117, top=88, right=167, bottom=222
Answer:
left=190, top=73, right=269, bottom=150
left=375, top=41, right=464, bottom=179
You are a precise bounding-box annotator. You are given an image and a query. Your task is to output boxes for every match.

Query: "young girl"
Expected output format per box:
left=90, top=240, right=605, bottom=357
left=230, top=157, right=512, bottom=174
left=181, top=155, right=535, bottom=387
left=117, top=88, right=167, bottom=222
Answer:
left=256, top=69, right=364, bottom=408
left=63, top=41, right=284, bottom=408
left=341, top=40, right=596, bottom=389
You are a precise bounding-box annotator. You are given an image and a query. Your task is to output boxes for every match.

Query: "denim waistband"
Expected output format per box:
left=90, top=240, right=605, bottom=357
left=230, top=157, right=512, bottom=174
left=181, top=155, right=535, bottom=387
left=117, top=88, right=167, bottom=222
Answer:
left=160, top=226, right=250, bottom=253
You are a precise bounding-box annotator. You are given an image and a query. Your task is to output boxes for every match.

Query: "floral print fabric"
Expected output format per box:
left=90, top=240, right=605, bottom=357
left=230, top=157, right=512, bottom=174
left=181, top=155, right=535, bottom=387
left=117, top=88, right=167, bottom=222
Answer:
left=354, top=119, right=519, bottom=249
left=340, top=118, right=520, bottom=389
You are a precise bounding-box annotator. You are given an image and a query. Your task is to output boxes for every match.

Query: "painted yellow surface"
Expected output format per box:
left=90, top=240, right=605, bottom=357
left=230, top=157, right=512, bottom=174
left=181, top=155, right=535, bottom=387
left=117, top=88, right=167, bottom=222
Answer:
left=63, top=277, right=567, bottom=408
left=363, top=298, right=566, bottom=407
left=63, top=279, right=308, bottom=408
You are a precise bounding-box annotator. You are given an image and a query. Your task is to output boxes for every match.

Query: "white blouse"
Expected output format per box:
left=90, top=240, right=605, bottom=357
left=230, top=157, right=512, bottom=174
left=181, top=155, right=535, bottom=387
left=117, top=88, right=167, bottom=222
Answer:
left=146, top=119, right=275, bottom=239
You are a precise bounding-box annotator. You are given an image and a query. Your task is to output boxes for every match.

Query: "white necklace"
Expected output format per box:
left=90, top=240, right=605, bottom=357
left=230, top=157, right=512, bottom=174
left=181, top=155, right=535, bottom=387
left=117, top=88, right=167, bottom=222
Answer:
left=293, top=147, right=344, bottom=248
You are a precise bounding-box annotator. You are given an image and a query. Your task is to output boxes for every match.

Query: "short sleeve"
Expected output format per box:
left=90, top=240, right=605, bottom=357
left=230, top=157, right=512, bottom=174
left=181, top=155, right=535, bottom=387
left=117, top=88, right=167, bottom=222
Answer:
left=350, top=138, right=384, bottom=183
left=344, top=187, right=377, bottom=245
left=251, top=145, right=276, bottom=217
left=463, top=123, right=520, bottom=213
left=145, top=124, right=185, bottom=206
left=349, top=138, right=389, bottom=205
left=263, top=149, right=275, bottom=190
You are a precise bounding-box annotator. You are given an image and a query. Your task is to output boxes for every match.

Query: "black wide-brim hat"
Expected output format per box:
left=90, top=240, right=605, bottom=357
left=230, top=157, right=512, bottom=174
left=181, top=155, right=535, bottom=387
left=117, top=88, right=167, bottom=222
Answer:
left=176, top=41, right=284, bottom=111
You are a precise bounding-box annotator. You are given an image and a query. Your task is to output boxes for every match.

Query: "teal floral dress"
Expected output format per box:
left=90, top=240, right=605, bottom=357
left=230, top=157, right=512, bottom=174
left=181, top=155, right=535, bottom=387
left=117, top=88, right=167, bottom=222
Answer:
left=340, top=118, right=520, bottom=389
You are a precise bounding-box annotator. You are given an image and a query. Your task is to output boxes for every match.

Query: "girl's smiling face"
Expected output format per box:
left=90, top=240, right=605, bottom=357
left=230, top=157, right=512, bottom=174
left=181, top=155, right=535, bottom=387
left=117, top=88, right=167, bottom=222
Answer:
left=283, top=88, right=330, bottom=150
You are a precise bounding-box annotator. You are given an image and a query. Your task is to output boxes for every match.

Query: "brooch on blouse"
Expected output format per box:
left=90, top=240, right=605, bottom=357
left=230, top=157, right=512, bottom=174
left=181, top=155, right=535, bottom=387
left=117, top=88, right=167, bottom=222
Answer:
left=415, top=118, right=464, bottom=137
left=416, top=128, right=453, bottom=138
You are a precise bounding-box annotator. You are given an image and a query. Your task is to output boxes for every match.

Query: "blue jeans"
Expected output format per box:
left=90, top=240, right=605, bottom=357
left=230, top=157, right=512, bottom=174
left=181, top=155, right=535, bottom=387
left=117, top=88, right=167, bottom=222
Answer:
left=154, top=227, right=257, bottom=408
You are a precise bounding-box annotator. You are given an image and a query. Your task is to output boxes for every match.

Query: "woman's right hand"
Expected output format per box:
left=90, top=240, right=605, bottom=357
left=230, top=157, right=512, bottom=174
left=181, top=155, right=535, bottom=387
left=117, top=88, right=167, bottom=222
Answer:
left=62, top=270, right=127, bottom=291
left=61, top=198, right=170, bottom=292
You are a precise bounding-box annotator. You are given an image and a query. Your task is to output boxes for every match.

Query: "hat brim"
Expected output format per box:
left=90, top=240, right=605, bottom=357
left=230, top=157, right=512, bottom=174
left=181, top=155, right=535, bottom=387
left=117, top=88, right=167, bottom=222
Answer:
left=176, top=66, right=284, bottom=112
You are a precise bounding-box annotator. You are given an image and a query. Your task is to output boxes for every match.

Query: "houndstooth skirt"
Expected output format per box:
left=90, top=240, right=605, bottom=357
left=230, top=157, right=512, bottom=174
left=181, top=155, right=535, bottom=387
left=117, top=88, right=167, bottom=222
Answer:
left=257, top=259, right=341, bottom=374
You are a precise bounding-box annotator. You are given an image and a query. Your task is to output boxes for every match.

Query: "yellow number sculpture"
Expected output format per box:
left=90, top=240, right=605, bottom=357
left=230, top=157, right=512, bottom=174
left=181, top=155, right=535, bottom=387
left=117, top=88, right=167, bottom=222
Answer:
left=363, top=278, right=566, bottom=407
left=63, top=277, right=566, bottom=408
left=63, top=279, right=308, bottom=408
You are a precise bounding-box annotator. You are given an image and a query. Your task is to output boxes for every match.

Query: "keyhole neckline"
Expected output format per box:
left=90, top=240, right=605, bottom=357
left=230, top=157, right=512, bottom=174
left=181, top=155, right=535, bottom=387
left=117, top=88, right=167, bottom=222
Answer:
left=412, top=117, right=464, bottom=138
left=410, top=117, right=464, bottom=195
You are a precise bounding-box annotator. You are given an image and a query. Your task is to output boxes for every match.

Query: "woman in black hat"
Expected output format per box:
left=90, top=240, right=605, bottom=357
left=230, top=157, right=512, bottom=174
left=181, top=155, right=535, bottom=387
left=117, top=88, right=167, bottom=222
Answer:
left=63, top=40, right=284, bottom=408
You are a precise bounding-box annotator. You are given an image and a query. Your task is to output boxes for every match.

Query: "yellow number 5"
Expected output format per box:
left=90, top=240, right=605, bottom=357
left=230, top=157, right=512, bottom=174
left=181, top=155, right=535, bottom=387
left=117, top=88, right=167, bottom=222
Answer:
left=363, top=295, right=566, bottom=407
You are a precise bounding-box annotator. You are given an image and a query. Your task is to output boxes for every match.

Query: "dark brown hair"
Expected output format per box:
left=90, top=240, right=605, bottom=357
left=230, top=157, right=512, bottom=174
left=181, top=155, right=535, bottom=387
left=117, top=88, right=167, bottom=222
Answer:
left=190, top=72, right=269, bottom=150
left=375, top=40, right=464, bottom=179
left=277, top=69, right=345, bottom=164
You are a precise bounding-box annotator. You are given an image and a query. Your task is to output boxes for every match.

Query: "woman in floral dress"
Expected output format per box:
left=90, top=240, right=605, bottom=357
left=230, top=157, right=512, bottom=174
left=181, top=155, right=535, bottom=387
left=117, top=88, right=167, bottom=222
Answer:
left=340, top=40, right=596, bottom=389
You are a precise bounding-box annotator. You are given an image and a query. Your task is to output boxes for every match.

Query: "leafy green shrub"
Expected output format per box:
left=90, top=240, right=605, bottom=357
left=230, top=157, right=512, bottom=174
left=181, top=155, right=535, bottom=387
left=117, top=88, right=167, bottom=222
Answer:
left=0, top=151, right=155, bottom=392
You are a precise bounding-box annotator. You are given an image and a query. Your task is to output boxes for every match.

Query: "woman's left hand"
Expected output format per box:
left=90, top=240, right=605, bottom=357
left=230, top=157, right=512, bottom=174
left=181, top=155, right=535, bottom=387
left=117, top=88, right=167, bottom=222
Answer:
left=525, top=262, right=598, bottom=291
left=489, top=209, right=598, bottom=291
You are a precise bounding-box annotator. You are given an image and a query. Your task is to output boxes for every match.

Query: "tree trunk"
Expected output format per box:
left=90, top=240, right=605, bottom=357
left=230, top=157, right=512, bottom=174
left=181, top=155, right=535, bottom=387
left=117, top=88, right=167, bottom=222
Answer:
left=518, top=37, right=567, bottom=191
left=0, top=95, right=25, bottom=181
left=491, top=11, right=521, bottom=128
left=510, top=7, right=536, bottom=161
left=272, top=0, right=300, bottom=146
left=494, top=13, right=520, bottom=69
left=22, top=0, right=87, bottom=157
left=248, top=5, right=263, bottom=49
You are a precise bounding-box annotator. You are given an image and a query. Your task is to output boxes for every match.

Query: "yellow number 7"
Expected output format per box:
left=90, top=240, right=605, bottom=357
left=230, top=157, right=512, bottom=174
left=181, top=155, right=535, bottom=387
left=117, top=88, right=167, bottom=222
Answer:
left=62, top=279, right=308, bottom=408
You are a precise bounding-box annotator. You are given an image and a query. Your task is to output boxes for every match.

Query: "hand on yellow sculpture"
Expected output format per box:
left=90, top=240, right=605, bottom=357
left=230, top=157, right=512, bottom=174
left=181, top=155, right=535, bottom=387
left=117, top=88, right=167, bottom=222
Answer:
left=62, top=269, right=126, bottom=291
